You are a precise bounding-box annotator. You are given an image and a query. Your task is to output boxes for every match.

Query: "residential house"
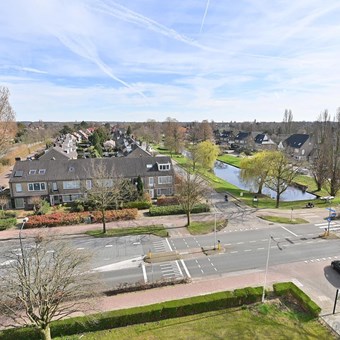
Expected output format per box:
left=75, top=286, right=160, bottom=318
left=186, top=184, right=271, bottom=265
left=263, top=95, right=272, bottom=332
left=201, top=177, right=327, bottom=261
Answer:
left=254, top=133, right=277, bottom=150
left=9, top=156, right=174, bottom=209
left=283, top=134, right=314, bottom=161
left=234, top=131, right=251, bottom=145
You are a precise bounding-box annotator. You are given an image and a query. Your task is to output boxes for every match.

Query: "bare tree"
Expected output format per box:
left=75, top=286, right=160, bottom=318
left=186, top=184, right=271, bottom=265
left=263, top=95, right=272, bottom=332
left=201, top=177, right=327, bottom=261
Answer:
left=311, top=110, right=331, bottom=191
left=198, top=120, right=213, bottom=141
left=163, top=117, right=185, bottom=156
left=85, top=162, right=137, bottom=233
left=283, top=109, right=293, bottom=134
left=327, top=110, right=340, bottom=196
left=0, top=234, right=98, bottom=340
left=0, top=86, right=17, bottom=156
left=176, top=167, right=208, bottom=226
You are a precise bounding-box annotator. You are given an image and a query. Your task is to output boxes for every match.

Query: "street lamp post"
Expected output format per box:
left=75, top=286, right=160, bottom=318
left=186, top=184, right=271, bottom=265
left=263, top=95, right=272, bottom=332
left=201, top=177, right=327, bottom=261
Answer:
left=214, top=209, right=217, bottom=249
left=262, top=235, right=272, bottom=303
left=19, top=217, right=29, bottom=276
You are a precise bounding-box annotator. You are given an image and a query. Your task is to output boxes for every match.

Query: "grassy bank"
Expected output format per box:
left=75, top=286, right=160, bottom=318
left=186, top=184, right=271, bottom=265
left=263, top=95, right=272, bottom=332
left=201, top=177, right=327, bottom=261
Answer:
left=187, top=220, right=227, bottom=235
left=55, top=302, right=332, bottom=340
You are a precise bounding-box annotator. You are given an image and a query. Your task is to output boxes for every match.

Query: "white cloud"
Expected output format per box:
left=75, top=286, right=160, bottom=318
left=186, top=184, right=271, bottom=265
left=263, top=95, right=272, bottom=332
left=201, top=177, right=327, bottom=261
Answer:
left=1, top=0, right=340, bottom=122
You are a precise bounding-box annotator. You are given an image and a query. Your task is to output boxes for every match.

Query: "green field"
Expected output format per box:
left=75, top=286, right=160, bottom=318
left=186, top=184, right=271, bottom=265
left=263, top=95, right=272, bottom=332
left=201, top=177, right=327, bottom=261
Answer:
left=56, top=302, right=333, bottom=340
left=187, top=219, right=226, bottom=235
left=86, top=224, right=168, bottom=238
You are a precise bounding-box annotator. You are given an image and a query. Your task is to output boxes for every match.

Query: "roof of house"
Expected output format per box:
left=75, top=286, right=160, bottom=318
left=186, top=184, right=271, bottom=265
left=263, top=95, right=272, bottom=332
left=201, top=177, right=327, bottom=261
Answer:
left=38, top=147, right=74, bottom=161
left=235, top=131, right=251, bottom=140
left=284, top=134, right=309, bottom=148
left=9, top=156, right=173, bottom=183
left=126, top=145, right=152, bottom=158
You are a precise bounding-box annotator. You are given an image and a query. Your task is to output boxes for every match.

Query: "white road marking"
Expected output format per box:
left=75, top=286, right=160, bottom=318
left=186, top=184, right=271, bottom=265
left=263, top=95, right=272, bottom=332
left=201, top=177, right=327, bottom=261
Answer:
left=141, top=262, right=147, bottom=283
left=236, top=242, right=244, bottom=245
left=257, top=247, right=265, bottom=250
left=180, top=259, right=191, bottom=278
left=230, top=251, right=238, bottom=254
left=249, top=240, right=256, bottom=243
left=105, top=245, right=113, bottom=248
left=76, top=247, right=84, bottom=250
left=244, top=249, right=252, bottom=252
left=281, top=226, right=299, bottom=237
left=166, top=238, right=173, bottom=251
left=175, top=260, right=183, bottom=277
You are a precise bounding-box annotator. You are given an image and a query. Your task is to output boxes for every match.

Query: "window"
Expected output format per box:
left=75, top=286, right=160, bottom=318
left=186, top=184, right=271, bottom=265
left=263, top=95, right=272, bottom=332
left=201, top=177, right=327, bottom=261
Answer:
left=15, top=198, right=25, bottom=209
left=28, top=182, right=46, bottom=191
left=15, top=183, right=22, bottom=192
left=63, top=181, right=80, bottom=189
left=158, top=176, right=172, bottom=184
left=86, top=180, right=92, bottom=190
left=158, top=163, right=171, bottom=171
left=52, top=182, right=58, bottom=191
left=157, top=188, right=173, bottom=196
left=38, top=169, right=46, bottom=175
left=96, top=179, right=113, bottom=187
left=29, top=170, right=36, bottom=175
left=149, top=177, right=154, bottom=186
left=14, top=171, right=23, bottom=177
left=62, top=194, right=82, bottom=203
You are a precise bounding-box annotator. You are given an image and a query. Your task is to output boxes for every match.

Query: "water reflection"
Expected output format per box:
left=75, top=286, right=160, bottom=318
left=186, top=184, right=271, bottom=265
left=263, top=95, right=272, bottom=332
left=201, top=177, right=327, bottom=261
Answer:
left=214, top=161, right=316, bottom=201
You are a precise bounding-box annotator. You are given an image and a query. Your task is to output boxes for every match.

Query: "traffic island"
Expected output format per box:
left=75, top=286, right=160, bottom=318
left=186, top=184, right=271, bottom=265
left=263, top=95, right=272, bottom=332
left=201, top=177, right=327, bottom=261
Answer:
left=201, top=245, right=225, bottom=256
left=144, top=251, right=180, bottom=263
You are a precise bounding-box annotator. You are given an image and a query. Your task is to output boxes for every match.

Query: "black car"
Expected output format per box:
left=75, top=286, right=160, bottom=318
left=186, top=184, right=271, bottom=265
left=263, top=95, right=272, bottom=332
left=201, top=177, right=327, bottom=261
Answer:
left=331, top=260, right=340, bottom=274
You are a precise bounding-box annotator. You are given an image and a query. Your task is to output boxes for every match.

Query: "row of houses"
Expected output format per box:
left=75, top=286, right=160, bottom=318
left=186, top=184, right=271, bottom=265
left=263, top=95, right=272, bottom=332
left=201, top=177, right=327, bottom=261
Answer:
left=9, top=156, right=174, bottom=209
left=215, top=130, right=314, bottom=161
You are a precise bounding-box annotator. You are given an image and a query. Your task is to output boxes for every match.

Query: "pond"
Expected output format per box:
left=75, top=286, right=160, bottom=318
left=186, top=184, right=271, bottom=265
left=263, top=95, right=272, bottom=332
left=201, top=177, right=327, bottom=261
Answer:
left=214, top=161, right=316, bottom=201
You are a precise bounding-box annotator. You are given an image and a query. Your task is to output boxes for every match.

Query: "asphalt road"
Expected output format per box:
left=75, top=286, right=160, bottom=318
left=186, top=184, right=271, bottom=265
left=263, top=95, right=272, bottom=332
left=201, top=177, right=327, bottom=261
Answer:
left=2, top=221, right=338, bottom=293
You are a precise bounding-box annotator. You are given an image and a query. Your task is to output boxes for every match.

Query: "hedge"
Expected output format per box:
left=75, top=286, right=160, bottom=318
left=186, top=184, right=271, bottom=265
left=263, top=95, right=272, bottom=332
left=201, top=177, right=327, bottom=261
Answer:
left=24, top=209, right=138, bottom=228
left=0, top=211, right=17, bottom=219
left=157, top=196, right=179, bottom=206
left=0, top=286, right=263, bottom=340
left=273, top=282, right=321, bottom=317
left=123, top=201, right=152, bottom=209
left=0, top=217, right=17, bottom=230
left=149, top=204, right=210, bottom=216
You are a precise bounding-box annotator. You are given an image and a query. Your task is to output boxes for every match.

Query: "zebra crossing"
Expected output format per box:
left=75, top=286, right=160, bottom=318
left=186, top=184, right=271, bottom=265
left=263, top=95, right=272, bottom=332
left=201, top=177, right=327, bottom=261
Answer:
left=315, top=221, right=340, bottom=232
left=151, top=239, right=183, bottom=280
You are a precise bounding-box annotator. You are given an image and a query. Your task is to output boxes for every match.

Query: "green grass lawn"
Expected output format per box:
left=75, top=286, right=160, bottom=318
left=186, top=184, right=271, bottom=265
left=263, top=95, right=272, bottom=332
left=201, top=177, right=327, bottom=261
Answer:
left=86, top=225, right=168, bottom=238
left=217, top=154, right=242, bottom=167
left=56, top=302, right=334, bottom=340
left=258, top=215, right=309, bottom=224
left=187, top=220, right=226, bottom=235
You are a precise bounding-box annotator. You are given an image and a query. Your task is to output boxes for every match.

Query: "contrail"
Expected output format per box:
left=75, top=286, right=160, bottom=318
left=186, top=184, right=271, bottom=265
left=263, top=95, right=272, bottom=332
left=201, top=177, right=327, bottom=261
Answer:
left=55, top=32, right=147, bottom=99
left=200, top=0, right=210, bottom=34
left=88, top=0, right=217, bottom=52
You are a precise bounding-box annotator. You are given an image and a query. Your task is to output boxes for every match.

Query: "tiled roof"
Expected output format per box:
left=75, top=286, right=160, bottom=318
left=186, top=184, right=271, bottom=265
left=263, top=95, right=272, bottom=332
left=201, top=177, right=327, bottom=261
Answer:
left=284, top=134, right=309, bottom=148
left=9, top=156, right=173, bottom=183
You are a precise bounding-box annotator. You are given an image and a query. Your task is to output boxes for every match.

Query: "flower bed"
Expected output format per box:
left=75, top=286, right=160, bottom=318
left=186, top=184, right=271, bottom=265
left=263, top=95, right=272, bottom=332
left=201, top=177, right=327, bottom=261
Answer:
left=24, top=209, right=138, bottom=228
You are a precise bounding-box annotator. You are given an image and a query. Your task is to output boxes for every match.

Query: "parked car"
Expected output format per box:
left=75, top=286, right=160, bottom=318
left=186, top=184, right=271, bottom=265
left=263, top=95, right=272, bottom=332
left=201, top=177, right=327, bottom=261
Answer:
left=331, top=260, right=340, bottom=274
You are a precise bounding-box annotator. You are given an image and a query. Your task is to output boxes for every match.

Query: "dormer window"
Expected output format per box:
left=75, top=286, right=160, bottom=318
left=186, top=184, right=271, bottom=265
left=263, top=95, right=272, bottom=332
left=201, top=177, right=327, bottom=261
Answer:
left=29, top=170, right=37, bottom=175
left=38, top=169, right=46, bottom=175
left=158, top=163, right=171, bottom=171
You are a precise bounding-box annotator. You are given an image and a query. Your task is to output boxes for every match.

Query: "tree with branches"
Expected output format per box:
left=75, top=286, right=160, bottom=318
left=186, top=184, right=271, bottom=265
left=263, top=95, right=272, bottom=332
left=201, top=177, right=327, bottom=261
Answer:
left=85, top=162, right=137, bottom=233
left=265, top=151, right=299, bottom=208
left=0, top=86, right=17, bottom=156
left=0, top=234, right=98, bottom=340
left=175, top=166, right=208, bottom=226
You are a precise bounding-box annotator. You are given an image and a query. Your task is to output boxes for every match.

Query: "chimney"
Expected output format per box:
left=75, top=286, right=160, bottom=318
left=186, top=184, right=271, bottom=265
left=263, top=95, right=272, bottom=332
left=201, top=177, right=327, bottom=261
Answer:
left=15, top=157, right=21, bottom=161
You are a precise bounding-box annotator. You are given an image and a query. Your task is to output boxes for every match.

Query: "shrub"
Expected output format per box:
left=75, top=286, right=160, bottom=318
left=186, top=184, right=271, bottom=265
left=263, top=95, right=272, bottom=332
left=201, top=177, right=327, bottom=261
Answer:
left=0, top=158, right=10, bottom=166
left=0, top=210, right=17, bottom=219
left=123, top=201, right=152, bottom=210
left=273, top=282, right=321, bottom=317
left=149, top=204, right=209, bottom=216
left=0, top=286, right=264, bottom=339
left=0, top=218, right=17, bottom=230
left=24, top=209, right=138, bottom=228
left=157, top=196, right=179, bottom=206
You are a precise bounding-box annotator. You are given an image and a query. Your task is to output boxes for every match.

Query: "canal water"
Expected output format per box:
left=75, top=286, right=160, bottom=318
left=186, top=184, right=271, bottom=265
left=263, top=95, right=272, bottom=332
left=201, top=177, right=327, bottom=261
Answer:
left=214, top=161, right=316, bottom=201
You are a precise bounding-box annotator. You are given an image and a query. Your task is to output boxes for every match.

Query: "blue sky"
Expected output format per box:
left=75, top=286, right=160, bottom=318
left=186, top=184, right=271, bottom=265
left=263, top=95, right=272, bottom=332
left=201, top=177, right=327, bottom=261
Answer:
left=1, top=0, right=340, bottom=122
